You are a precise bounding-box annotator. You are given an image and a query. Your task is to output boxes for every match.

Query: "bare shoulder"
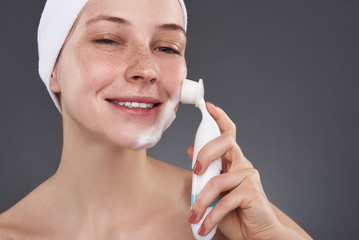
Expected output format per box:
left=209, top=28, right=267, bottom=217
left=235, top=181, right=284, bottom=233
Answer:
left=0, top=223, right=15, bottom=240
left=0, top=218, right=45, bottom=240
left=149, top=157, right=192, bottom=196
left=0, top=207, right=27, bottom=240
left=0, top=180, right=54, bottom=240
left=148, top=157, right=194, bottom=236
left=0, top=226, right=17, bottom=240
left=150, top=157, right=192, bottom=196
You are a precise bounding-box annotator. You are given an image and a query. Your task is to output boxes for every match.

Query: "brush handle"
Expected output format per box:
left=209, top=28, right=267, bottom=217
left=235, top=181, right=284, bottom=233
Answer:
left=191, top=98, right=222, bottom=240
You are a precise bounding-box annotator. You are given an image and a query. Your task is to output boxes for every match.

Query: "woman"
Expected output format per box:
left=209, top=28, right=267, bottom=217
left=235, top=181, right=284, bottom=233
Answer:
left=0, top=0, right=312, bottom=239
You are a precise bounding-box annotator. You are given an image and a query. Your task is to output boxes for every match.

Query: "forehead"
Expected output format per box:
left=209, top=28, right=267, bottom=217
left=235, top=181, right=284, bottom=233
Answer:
left=80, top=0, right=185, bottom=29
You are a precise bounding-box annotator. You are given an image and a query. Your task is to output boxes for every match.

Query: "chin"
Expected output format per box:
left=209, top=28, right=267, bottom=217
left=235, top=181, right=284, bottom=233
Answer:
left=132, top=131, right=163, bottom=150
left=108, top=99, right=178, bottom=150
left=105, top=127, right=161, bottom=151
left=118, top=119, right=173, bottom=150
left=133, top=110, right=177, bottom=150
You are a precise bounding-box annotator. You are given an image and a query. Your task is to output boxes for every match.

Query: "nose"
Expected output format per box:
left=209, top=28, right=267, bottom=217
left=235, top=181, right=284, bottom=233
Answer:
left=125, top=46, right=159, bottom=84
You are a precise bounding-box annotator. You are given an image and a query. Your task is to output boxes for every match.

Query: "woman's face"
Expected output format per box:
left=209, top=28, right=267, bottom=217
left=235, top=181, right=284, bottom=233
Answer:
left=51, top=0, right=187, bottom=149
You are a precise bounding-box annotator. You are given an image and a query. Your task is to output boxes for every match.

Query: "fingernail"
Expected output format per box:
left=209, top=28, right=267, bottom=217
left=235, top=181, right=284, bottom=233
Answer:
left=198, top=224, right=206, bottom=236
left=188, top=210, right=197, bottom=223
left=193, top=161, right=202, bottom=175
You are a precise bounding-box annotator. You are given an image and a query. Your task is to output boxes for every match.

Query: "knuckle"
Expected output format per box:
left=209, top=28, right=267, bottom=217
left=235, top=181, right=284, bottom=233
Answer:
left=222, top=133, right=236, bottom=147
left=244, top=174, right=264, bottom=197
left=195, top=197, right=205, bottom=210
left=222, top=133, right=233, bottom=141
left=230, top=121, right=236, bottom=132
left=207, top=176, right=222, bottom=190
left=248, top=168, right=260, bottom=177
left=245, top=158, right=254, bottom=168
left=217, top=197, right=232, bottom=210
left=246, top=172, right=259, bottom=186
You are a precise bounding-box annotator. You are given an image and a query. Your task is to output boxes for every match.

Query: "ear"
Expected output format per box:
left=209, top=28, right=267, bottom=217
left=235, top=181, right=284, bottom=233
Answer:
left=50, top=66, right=61, bottom=94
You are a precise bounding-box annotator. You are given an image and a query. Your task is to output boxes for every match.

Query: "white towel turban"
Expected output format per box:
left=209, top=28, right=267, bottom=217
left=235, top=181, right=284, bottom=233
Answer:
left=38, top=0, right=188, bottom=112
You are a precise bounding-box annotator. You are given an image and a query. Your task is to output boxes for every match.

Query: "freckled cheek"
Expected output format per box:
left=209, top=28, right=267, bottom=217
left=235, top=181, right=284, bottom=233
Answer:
left=158, top=60, right=187, bottom=98
left=75, top=50, right=125, bottom=92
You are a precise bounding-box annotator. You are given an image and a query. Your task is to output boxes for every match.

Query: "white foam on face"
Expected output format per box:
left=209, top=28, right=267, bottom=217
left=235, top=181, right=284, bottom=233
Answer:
left=133, top=92, right=180, bottom=150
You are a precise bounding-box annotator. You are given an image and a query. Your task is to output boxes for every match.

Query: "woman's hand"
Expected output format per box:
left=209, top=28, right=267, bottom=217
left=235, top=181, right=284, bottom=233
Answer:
left=187, top=102, right=308, bottom=240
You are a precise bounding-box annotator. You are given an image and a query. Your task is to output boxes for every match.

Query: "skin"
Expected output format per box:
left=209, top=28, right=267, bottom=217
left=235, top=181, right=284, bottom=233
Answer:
left=0, top=0, right=312, bottom=239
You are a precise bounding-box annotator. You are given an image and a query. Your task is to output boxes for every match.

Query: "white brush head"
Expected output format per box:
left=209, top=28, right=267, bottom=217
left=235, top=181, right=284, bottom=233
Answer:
left=181, top=79, right=199, bottom=104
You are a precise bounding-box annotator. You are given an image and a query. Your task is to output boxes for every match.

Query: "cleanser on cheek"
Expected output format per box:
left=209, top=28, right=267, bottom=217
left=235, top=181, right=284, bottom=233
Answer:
left=134, top=94, right=178, bottom=150
left=181, top=79, right=222, bottom=240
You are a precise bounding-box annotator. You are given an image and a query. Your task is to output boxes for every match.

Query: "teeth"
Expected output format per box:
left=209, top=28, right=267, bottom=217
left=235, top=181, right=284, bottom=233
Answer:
left=132, top=102, right=140, bottom=108
left=110, top=100, right=155, bottom=109
left=139, top=103, right=148, bottom=108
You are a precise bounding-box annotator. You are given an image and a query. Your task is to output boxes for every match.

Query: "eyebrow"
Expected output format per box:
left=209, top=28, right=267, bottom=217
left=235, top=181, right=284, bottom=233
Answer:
left=158, top=23, right=187, bottom=38
left=86, top=15, right=130, bottom=26
left=87, top=15, right=186, bottom=38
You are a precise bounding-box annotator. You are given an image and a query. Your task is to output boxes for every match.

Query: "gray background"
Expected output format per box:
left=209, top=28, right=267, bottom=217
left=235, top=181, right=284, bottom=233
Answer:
left=1, top=1, right=358, bottom=239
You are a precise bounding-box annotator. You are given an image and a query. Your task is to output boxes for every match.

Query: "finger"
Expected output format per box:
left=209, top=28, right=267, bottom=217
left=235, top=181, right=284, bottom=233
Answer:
left=198, top=187, right=242, bottom=236
left=187, top=146, right=194, bottom=164
left=189, top=168, right=258, bottom=224
left=194, top=134, right=251, bottom=175
left=199, top=171, right=266, bottom=237
left=194, top=134, right=239, bottom=175
left=206, top=102, right=236, bottom=140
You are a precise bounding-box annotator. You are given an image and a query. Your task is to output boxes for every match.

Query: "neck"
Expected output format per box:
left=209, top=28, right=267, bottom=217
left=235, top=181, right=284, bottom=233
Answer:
left=51, top=117, right=157, bottom=225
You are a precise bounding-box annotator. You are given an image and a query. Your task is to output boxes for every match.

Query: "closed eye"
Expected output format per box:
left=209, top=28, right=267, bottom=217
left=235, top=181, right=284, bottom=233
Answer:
left=156, top=46, right=180, bottom=55
left=94, top=39, right=119, bottom=45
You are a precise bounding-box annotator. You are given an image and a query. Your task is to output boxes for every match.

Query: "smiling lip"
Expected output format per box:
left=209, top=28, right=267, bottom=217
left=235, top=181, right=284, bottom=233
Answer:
left=106, top=96, right=162, bottom=116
